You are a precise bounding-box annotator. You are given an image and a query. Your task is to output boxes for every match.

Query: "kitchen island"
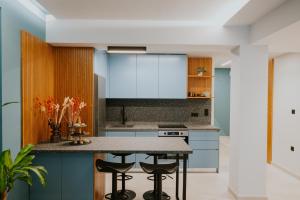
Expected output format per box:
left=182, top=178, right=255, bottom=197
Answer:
left=31, top=137, right=192, bottom=200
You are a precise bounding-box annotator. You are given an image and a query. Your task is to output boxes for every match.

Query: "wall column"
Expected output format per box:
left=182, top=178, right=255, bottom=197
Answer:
left=229, top=45, right=269, bottom=199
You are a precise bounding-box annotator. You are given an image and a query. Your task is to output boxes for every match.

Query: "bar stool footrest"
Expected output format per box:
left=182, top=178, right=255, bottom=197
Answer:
left=143, top=190, right=170, bottom=200
left=117, top=174, right=133, bottom=181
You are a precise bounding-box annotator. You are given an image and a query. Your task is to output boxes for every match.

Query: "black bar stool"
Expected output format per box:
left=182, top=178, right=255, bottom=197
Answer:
left=112, top=153, right=136, bottom=200
left=96, top=159, right=135, bottom=200
left=140, top=162, right=178, bottom=200
left=143, top=154, right=172, bottom=200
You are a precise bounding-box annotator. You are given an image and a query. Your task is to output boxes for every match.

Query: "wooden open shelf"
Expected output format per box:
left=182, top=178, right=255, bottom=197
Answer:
left=187, top=57, right=213, bottom=99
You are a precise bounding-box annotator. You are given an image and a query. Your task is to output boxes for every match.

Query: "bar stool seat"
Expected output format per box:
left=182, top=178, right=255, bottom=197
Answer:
left=96, top=159, right=135, bottom=200
left=111, top=153, right=136, bottom=200
left=140, top=162, right=178, bottom=200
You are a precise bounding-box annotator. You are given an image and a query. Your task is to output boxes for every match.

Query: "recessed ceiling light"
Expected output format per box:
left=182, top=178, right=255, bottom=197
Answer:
left=107, top=46, right=147, bottom=54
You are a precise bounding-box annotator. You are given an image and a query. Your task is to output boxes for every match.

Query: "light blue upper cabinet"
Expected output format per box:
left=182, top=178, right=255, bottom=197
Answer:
left=137, top=55, right=159, bottom=98
left=108, top=54, right=137, bottom=98
left=158, top=55, right=187, bottom=99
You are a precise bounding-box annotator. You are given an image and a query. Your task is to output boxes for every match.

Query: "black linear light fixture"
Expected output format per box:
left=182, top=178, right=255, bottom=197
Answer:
left=107, top=46, right=147, bottom=54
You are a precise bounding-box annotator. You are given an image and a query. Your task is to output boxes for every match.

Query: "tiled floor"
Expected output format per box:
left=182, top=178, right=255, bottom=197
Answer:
left=105, top=136, right=300, bottom=200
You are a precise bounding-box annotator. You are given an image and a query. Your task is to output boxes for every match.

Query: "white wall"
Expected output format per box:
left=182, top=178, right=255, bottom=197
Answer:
left=229, top=45, right=268, bottom=199
left=273, top=53, right=300, bottom=177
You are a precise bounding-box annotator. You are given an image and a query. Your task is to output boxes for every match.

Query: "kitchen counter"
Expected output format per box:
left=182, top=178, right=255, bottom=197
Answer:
left=105, top=122, right=220, bottom=131
left=33, top=136, right=192, bottom=154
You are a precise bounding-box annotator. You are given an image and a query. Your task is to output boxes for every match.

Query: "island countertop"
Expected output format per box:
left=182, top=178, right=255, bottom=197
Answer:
left=33, top=137, right=193, bottom=154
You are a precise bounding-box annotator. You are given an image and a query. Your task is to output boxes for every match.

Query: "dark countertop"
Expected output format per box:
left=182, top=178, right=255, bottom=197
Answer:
left=105, top=122, right=220, bottom=132
left=33, top=137, right=193, bottom=154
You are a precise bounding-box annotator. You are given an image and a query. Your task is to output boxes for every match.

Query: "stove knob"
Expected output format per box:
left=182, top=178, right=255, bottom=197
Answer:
left=164, top=132, right=167, bottom=135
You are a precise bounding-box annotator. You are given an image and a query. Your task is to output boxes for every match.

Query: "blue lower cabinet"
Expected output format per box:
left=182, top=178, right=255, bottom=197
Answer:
left=189, top=150, right=219, bottom=168
left=61, top=153, right=94, bottom=200
left=30, top=152, right=94, bottom=200
left=135, top=131, right=157, bottom=137
left=30, top=153, right=62, bottom=200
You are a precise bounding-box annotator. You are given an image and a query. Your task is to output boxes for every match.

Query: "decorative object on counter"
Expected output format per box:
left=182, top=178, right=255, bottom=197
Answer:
left=34, top=97, right=70, bottom=143
left=0, top=144, right=47, bottom=200
left=66, top=97, right=87, bottom=140
left=196, top=67, right=207, bottom=76
left=69, top=122, right=91, bottom=145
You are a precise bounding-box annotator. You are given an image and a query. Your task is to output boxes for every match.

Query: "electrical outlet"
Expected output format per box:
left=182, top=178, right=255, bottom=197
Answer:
left=204, top=109, right=209, bottom=116
left=291, top=146, right=295, bottom=152
left=292, top=109, right=296, bottom=115
left=191, top=112, right=199, bottom=117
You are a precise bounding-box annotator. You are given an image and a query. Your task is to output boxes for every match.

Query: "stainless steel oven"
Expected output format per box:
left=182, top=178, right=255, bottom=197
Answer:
left=158, top=124, right=189, bottom=160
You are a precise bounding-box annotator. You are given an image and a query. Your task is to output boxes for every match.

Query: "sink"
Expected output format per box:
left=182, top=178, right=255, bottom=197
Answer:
left=110, top=124, right=135, bottom=128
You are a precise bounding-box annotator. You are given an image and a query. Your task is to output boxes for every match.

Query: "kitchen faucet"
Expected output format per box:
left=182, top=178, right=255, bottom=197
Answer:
left=121, top=105, right=127, bottom=125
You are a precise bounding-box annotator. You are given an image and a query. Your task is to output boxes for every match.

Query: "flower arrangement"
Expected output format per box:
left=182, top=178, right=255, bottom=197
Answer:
left=67, top=97, right=87, bottom=126
left=34, top=96, right=87, bottom=143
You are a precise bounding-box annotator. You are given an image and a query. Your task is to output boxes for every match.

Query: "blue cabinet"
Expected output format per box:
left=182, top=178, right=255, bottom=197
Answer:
left=188, top=131, right=219, bottom=171
left=107, top=54, right=187, bottom=99
left=106, top=131, right=136, bottom=163
left=137, top=55, right=159, bottom=98
left=108, top=54, right=137, bottom=98
left=158, top=55, right=187, bottom=99
left=30, top=153, right=94, bottom=200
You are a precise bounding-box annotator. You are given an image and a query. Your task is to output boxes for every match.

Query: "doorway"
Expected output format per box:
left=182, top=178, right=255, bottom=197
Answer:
left=214, top=68, right=231, bottom=136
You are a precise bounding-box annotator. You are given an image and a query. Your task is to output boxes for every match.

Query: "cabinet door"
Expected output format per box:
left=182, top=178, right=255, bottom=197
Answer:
left=106, top=131, right=136, bottom=163
left=30, top=153, right=62, bottom=200
left=108, top=54, right=137, bottom=98
left=189, top=150, right=219, bottom=168
left=61, top=153, right=94, bottom=200
left=158, top=55, right=187, bottom=99
left=137, top=55, right=159, bottom=98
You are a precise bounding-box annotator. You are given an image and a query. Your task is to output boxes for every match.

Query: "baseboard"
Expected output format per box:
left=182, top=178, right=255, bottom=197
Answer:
left=272, top=162, right=300, bottom=180
left=228, top=187, right=268, bottom=200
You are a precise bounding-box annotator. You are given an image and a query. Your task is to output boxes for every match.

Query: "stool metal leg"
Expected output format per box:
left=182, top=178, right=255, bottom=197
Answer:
left=112, top=173, right=118, bottom=200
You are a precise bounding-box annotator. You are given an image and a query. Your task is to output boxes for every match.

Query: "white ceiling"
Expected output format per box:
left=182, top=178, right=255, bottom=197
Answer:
left=255, top=20, right=300, bottom=54
left=38, top=0, right=249, bottom=25
left=226, top=0, right=287, bottom=26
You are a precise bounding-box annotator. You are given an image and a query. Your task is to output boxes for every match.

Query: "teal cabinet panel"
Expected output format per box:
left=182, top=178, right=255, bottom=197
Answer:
left=137, top=55, right=159, bottom=98
left=30, top=153, right=62, bottom=200
left=189, top=131, right=219, bottom=141
left=158, top=55, right=187, bottom=99
left=30, top=153, right=94, bottom=200
left=189, top=150, right=219, bottom=168
left=106, top=131, right=135, bottom=137
left=189, top=140, right=219, bottom=150
left=61, top=153, right=94, bottom=200
left=108, top=54, right=137, bottom=98
left=135, top=131, right=158, bottom=137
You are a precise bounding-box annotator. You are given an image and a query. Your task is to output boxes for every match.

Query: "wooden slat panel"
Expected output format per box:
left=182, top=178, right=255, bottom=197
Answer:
left=53, top=47, right=94, bottom=136
left=93, top=153, right=105, bottom=200
left=21, top=31, right=55, bottom=146
left=267, top=58, right=274, bottom=164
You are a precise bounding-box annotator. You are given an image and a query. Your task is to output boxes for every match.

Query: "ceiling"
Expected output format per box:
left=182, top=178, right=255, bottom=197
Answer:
left=226, top=0, right=287, bottom=26
left=38, top=0, right=249, bottom=25
left=255, top=20, right=300, bottom=54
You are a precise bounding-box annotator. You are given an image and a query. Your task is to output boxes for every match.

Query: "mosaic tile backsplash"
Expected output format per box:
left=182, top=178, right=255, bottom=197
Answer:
left=106, top=99, right=211, bottom=124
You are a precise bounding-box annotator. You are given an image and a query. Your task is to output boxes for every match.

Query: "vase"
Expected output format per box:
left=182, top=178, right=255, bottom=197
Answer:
left=49, top=121, right=61, bottom=143
left=1, top=191, right=7, bottom=200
